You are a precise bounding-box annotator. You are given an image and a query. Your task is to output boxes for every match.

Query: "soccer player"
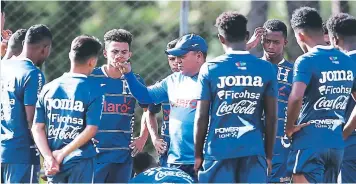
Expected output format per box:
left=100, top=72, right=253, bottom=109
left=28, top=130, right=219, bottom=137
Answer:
left=145, top=39, right=178, bottom=167
left=194, top=11, right=278, bottom=183
left=327, top=13, right=356, bottom=183
left=259, top=19, right=293, bottom=183
left=116, top=33, right=208, bottom=180
left=129, top=152, right=195, bottom=183
left=32, top=35, right=103, bottom=183
left=90, top=29, right=158, bottom=183
left=286, top=7, right=356, bottom=183
left=1, top=24, right=52, bottom=183
left=3, top=29, right=27, bottom=60
left=323, top=22, right=330, bottom=45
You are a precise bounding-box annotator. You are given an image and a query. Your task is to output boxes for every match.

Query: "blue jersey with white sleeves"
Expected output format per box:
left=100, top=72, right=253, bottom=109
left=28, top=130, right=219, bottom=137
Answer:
left=195, top=50, right=278, bottom=160
left=34, top=72, right=104, bottom=165
left=1, top=58, right=44, bottom=164
left=90, top=66, right=153, bottom=163
left=292, top=46, right=356, bottom=150
left=124, top=71, right=199, bottom=164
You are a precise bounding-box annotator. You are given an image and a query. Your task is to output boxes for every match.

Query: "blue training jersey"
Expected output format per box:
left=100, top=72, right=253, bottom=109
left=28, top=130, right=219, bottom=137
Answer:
left=1, top=58, right=44, bottom=164
left=124, top=71, right=199, bottom=164
left=34, top=72, right=104, bottom=165
left=90, top=66, right=157, bottom=163
left=195, top=50, right=278, bottom=160
left=292, top=46, right=356, bottom=150
left=129, top=167, right=194, bottom=183
left=345, top=51, right=356, bottom=147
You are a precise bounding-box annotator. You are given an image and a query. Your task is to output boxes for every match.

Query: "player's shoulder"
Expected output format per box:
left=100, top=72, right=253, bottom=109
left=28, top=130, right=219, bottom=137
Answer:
left=90, top=67, right=105, bottom=78
left=347, top=50, right=356, bottom=62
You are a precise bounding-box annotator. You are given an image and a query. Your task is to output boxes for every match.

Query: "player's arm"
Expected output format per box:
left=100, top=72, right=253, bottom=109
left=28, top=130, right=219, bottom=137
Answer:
left=263, top=74, right=278, bottom=166
left=130, top=109, right=149, bottom=157
left=24, top=70, right=45, bottom=129
left=118, top=62, right=169, bottom=104
left=52, top=92, right=105, bottom=164
left=343, top=80, right=356, bottom=139
left=146, top=104, right=167, bottom=154
left=246, top=27, right=265, bottom=50
left=193, top=63, right=211, bottom=173
left=32, top=90, right=59, bottom=175
left=286, top=57, right=311, bottom=138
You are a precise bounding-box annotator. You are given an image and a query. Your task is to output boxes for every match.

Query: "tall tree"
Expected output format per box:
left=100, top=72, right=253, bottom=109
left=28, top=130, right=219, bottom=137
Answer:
left=247, top=1, right=269, bottom=57
left=286, top=1, right=320, bottom=61
left=331, top=0, right=349, bottom=15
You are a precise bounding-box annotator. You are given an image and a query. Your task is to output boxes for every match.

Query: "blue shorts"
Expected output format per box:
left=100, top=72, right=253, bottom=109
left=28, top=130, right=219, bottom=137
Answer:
left=268, top=137, right=291, bottom=183
left=287, top=148, right=343, bottom=183
left=341, top=144, right=356, bottom=182
left=198, top=155, right=267, bottom=183
left=94, top=161, right=133, bottom=183
left=168, top=164, right=197, bottom=182
left=1, top=164, right=40, bottom=183
left=159, top=154, right=168, bottom=167
left=47, top=158, right=94, bottom=183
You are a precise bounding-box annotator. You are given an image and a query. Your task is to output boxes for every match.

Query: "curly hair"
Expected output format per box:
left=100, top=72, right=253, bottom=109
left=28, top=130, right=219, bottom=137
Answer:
left=215, top=11, right=248, bottom=42
left=327, top=13, right=356, bottom=38
left=263, top=19, right=288, bottom=38
left=104, top=29, right=133, bottom=49
left=290, top=7, right=322, bottom=32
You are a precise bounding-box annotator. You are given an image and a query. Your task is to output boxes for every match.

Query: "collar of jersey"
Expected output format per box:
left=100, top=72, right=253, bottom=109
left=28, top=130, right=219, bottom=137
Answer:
left=15, top=57, right=34, bottom=65
left=261, top=56, right=288, bottom=65
left=347, top=50, right=356, bottom=55
left=312, top=45, right=333, bottom=51
left=63, top=72, right=87, bottom=78
left=225, top=50, right=250, bottom=55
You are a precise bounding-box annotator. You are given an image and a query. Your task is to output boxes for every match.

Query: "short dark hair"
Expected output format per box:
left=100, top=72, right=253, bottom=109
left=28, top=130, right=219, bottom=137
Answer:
left=166, top=39, right=178, bottom=50
left=25, top=24, right=53, bottom=44
left=1, top=1, right=5, bottom=13
left=263, top=19, right=288, bottom=38
left=70, top=35, right=102, bottom=64
left=133, top=152, right=156, bottom=174
left=290, top=7, right=323, bottom=32
left=322, top=22, right=328, bottom=35
left=327, top=13, right=356, bottom=39
left=215, top=11, right=248, bottom=42
left=104, top=29, right=133, bottom=49
left=9, top=29, right=27, bottom=51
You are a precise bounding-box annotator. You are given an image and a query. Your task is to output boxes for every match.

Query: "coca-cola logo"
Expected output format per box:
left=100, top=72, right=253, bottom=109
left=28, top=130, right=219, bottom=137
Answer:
left=154, top=169, right=192, bottom=182
left=48, top=124, right=81, bottom=141
left=313, top=95, right=349, bottom=111
left=216, top=100, right=257, bottom=116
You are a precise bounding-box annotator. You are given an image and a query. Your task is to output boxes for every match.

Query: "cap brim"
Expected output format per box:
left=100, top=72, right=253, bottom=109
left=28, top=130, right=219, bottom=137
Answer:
left=165, top=48, right=189, bottom=57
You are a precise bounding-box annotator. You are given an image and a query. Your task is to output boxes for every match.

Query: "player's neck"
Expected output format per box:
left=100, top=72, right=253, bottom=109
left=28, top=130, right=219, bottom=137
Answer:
left=263, top=53, right=284, bottom=65
left=105, top=64, right=122, bottom=79
left=224, top=42, right=246, bottom=52
left=18, top=49, right=38, bottom=65
left=69, top=67, right=90, bottom=76
left=306, top=37, right=327, bottom=51
left=341, top=43, right=356, bottom=53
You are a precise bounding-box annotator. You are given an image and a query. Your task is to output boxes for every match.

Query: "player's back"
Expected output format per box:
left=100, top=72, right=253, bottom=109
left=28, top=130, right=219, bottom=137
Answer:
left=201, top=50, right=277, bottom=160
left=292, top=46, right=356, bottom=150
left=39, top=72, right=101, bottom=164
left=1, top=58, right=44, bottom=164
left=129, top=167, right=194, bottom=183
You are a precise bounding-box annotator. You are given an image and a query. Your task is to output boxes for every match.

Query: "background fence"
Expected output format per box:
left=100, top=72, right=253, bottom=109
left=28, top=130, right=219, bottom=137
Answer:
left=3, top=0, right=356, bottom=153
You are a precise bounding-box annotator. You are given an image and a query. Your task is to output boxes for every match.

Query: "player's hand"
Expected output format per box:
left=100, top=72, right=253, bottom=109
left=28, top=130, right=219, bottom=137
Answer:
left=114, top=55, right=132, bottom=74
left=52, top=149, right=65, bottom=165
left=152, top=137, right=167, bottom=155
left=246, top=27, right=265, bottom=50
left=43, top=156, right=60, bottom=175
left=285, top=122, right=311, bottom=139
left=267, top=158, right=272, bottom=176
left=194, top=156, right=203, bottom=174
left=129, top=136, right=147, bottom=157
